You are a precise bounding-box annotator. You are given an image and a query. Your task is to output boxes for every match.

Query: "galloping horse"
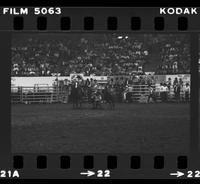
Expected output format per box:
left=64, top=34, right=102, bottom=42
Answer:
left=71, top=82, right=84, bottom=108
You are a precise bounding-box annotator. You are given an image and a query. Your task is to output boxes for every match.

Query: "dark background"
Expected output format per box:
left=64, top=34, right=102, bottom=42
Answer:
left=0, top=0, right=200, bottom=6
left=0, top=0, right=199, bottom=182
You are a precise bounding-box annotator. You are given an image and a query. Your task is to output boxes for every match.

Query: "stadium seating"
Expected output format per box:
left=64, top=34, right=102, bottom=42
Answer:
left=11, top=34, right=190, bottom=76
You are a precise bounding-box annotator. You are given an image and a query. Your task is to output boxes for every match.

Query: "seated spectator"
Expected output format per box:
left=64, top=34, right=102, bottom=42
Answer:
left=11, top=34, right=190, bottom=77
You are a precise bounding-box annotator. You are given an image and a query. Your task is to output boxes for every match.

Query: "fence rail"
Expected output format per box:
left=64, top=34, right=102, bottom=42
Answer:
left=11, top=86, right=64, bottom=104
left=11, top=85, right=189, bottom=104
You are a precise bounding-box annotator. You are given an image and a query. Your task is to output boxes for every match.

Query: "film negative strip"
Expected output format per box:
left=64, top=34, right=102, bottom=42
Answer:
left=0, top=6, right=199, bottom=180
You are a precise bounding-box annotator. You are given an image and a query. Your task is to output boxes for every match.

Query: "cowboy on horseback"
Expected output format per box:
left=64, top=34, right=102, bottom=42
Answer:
left=71, top=78, right=84, bottom=109
left=102, top=85, right=115, bottom=109
left=91, top=89, right=103, bottom=109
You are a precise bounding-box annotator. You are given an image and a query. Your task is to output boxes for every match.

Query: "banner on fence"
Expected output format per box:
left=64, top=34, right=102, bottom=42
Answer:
left=166, top=74, right=190, bottom=84
left=11, top=74, right=190, bottom=87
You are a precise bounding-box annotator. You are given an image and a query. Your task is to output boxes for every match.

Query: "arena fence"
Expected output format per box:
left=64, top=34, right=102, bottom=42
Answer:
left=11, top=85, right=189, bottom=104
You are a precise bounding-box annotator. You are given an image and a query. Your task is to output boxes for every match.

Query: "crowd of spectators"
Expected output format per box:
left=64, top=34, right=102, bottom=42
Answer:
left=11, top=34, right=190, bottom=76
left=155, top=36, right=190, bottom=74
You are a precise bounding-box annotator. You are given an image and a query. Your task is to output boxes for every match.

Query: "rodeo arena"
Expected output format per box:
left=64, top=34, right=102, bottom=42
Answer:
left=11, top=34, right=191, bottom=153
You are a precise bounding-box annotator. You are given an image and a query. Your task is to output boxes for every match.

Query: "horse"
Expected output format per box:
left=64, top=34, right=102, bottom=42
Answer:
left=91, top=91, right=103, bottom=109
left=71, top=83, right=84, bottom=108
left=102, top=86, right=115, bottom=109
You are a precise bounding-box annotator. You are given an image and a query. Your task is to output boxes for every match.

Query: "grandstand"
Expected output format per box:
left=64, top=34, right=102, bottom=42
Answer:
left=11, top=34, right=191, bottom=104
left=12, top=34, right=190, bottom=77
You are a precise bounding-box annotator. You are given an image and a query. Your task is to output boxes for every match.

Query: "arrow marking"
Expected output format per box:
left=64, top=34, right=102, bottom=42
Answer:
left=170, top=171, right=184, bottom=178
left=80, top=170, right=95, bottom=177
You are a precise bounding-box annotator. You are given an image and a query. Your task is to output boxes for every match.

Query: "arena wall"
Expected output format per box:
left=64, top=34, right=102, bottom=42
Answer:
left=11, top=74, right=190, bottom=87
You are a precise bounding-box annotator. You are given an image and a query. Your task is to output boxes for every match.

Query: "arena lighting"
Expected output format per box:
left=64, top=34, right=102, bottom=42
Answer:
left=117, top=36, right=123, bottom=39
left=117, top=35, right=128, bottom=39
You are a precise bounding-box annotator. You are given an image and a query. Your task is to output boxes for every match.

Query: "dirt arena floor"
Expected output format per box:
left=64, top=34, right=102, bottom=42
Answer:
left=11, top=103, right=190, bottom=153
